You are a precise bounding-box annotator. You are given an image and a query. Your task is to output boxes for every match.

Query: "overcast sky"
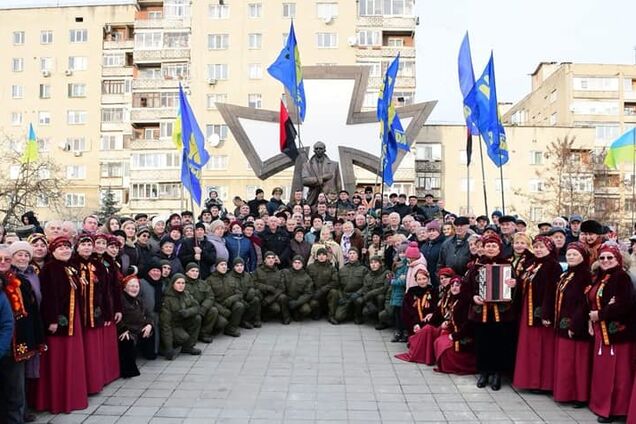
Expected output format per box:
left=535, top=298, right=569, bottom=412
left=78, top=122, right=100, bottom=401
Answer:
left=415, top=0, right=636, bottom=124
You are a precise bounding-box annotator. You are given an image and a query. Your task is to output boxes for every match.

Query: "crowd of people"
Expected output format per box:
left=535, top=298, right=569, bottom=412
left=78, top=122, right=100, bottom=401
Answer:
left=1, top=186, right=636, bottom=423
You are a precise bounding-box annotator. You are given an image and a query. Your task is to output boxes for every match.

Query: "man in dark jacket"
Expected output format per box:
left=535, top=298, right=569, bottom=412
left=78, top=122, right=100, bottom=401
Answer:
left=306, top=248, right=339, bottom=320
left=283, top=256, right=317, bottom=321
left=260, top=217, right=291, bottom=268
left=420, top=194, right=441, bottom=221
left=135, top=226, right=155, bottom=275
left=253, top=252, right=290, bottom=324
left=179, top=223, right=216, bottom=279
left=498, top=215, right=517, bottom=259
left=420, top=220, right=445, bottom=288
left=437, top=216, right=471, bottom=276
left=247, top=188, right=268, bottom=217
left=266, top=187, right=286, bottom=215
left=392, top=194, right=411, bottom=218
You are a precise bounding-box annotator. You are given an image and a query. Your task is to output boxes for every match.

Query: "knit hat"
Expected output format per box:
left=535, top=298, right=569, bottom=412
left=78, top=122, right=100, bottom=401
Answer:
left=195, top=222, right=206, bottom=231
left=158, top=259, right=171, bottom=268
left=425, top=220, right=441, bottom=232
left=405, top=241, right=420, bottom=259
left=185, top=262, right=200, bottom=272
left=293, top=226, right=305, bottom=235
left=215, top=258, right=228, bottom=266
left=348, top=247, right=360, bottom=257
left=316, top=248, right=328, bottom=256
left=121, top=267, right=139, bottom=288
left=159, top=236, right=175, bottom=248
left=151, top=216, right=166, bottom=228
left=146, top=258, right=161, bottom=273
left=9, top=241, right=33, bottom=257
left=491, top=211, right=503, bottom=218
left=454, top=216, right=470, bottom=226
left=106, top=235, right=122, bottom=247
left=264, top=251, right=276, bottom=258
left=565, top=242, right=589, bottom=265
left=27, top=233, right=48, bottom=246
left=437, top=267, right=455, bottom=278
left=599, top=243, right=623, bottom=267
left=533, top=235, right=556, bottom=255
left=49, top=236, right=72, bottom=253
left=292, top=255, right=304, bottom=263
left=233, top=257, right=245, bottom=266
left=136, top=226, right=150, bottom=237
left=369, top=255, right=383, bottom=264
left=481, top=234, right=503, bottom=248
left=170, top=273, right=186, bottom=285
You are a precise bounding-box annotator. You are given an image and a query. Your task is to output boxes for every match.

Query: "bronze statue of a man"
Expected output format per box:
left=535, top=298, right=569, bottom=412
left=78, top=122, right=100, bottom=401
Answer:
left=295, top=141, right=342, bottom=205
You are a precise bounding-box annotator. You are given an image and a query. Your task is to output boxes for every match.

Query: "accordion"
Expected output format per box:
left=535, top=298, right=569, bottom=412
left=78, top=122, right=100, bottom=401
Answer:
left=478, top=264, right=512, bottom=302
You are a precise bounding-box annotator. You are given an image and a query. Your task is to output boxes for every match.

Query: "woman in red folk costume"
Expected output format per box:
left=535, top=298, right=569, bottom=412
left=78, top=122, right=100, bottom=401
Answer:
left=552, top=242, right=593, bottom=406
left=513, top=235, right=561, bottom=392
left=72, top=234, right=115, bottom=395
left=400, top=269, right=437, bottom=338
left=34, top=236, right=88, bottom=414
left=587, top=244, right=635, bottom=423
left=395, top=268, right=454, bottom=364
left=94, top=233, right=123, bottom=385
left=434, top=276, right=476, bottom=375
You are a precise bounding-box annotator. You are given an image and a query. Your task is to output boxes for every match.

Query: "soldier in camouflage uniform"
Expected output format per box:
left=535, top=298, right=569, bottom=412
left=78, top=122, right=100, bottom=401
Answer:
left=160, top=274, right=202, bottom=359
left=227, top=257, right=262, bottom=329
left=355, top=256, right=390, bottom=325
left=306, top=248, right=339, bottom=322
left=206, top=259, right=244, bottom=337
left=253, top=251, right=291, bottom=325
left=333, top=248, right=368, bottom=324
left=283, top=255, right=317, bottom=322
left=184, top=262, right=219, bottom=343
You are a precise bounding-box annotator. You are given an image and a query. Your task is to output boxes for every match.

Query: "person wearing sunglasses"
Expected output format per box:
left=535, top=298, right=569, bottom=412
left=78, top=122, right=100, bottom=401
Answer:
left=587, top=244, right=634, bottom=423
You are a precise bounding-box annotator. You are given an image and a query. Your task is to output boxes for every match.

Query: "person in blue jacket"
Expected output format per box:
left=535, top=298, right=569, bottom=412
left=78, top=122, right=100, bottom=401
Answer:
left=225, top=221, right=257, bottom=272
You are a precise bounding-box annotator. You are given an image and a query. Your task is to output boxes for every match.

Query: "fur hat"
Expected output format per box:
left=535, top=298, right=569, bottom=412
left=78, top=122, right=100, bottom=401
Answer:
left=581, top=220, right=604, bottom=235
left=405, top=241, right=421, bottom=259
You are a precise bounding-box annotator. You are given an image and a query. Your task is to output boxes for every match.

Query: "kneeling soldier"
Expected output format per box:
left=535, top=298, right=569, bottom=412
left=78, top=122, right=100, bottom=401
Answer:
left=184, top=262, right=219, bottom=343
left=307, top=248, right=339, bottom=321
left=333, top=248, right=368, bottom=324
left=160, top=274, right=202, bottom=359
left=356, top=256, right=390, bottom=324
left=228, top=258, right=262, bottom=329
left=283, top=255, right=317, bottom=321
left=254, top=251, right=291, bottom=324
left=207, top=259, right=244, bottom=337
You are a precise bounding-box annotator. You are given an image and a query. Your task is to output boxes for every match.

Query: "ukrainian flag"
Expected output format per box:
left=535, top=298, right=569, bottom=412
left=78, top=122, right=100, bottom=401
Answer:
left=604, top=127, right=636, bottom=169
left=21, top=123, right=38, bottom=163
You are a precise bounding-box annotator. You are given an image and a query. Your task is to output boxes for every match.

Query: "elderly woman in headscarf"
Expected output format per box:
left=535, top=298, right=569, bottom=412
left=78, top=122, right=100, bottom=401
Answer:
left=512, top=235, right=562, bottom=392
left=207, top=220, right=229, bottom=268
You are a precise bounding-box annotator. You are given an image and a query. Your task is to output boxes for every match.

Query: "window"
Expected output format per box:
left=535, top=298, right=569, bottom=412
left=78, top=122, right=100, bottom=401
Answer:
left=101, top=108, right=124, bottom=123
left=100, top=134, right=122, bottom=150
left=36, top=195, right=49, bottom=207
left=391, top=183, right=413, bottom=195
left=69, top=29, right=88, bottom=43
left=358, top=0, right=382, bottom=16
left=549, top=89, right=557, bottom=103
left=13, top=31, right=25, bottom=45
left=398, top=60, right=415, bottom=77
left=133, top=92, right=161, bottom=108
left=363, top=91, right=376, bottom=109
left=570, top=100, right=619, bottom=116
left=528, top=179, right=544, bottom=192
left=248, top=3, right=262, bottom=18
left=11, top=85, right=23, bottom=99
left=134, top=32, right=162, bottom=49
left=38, top=111, right=51, bottom=125
left=316, top=2, right=338, bottom=19
left=39, top=84, right=50, bottom=99
left=66, top=165, right=86, bottom=179
left=67, top=110, right=87, bottom=125
left=68, top=56, right=87, bottom=71
left=138, top=67, right=162, bottom=79
left=103, top=54, right=125, bottom=67
left=164, top=0, right=190, bottom=18
left=208, top=34, right=229, bottom=50
left=12, top=58, right=23, bottom=72
left=207, top=93, right=228, bottom=109
left=67, top=137, right=86, bottom=152
left=248, top=33, right=262, bottom=49
left=530, top=207, right=543, bottom=222
left=572, top=77, right=619, bottom=91
left=131, top=152, right=180, bottom=169
left=65, top=193, right=86, bottom=207
left=248, top=63, right=262, bottom=79
left=206, top=124, right=228, bottom=140
left=387, top=37, right=404, bottom=47
left=494, top=179, right=511, bottom=192
left=248, top=94, right=262, bottom=109
left=359, top=61, right=381, bottom=77
left=383, top=0, right=413, bottom=16
left=40, top=30, right=53, bottom=44
left=357, top=30, right=380, bottom=46
left=207, top=64, right=229, bottom=80
left=549, top=112, right=557, bottom=125
left=593, top=124, right=621, bottom=143
left=68, top=83, right=86, bottom=98
left=163, top=63, right=189, bottom=79
left=102, top=80, right=126, bottom=95
left=11, top=112, right=22, bottom=126
left=415, top=143, right=442, bottom=161
left=316, top=32, right=337, bottom=48
left=160, top=122, right=173, bottom=138
left=131, top=183, right=181, bottom=199
left=282, top=3, right=295, bottom=18
left=148, top=10, right=162, bottom=20
left=40, top=57, right=53, bottom=72
left=206, top=155, right=229, bottom=170
left=510, top=110, right=528, bottom=125
left=160, top=92, right=179, bottom=108
left=208, top=4, right=229, bottom=18
left=529, top=151, right=543, bottom=165
left=163, top=32, right=189, bottom=48
left=100, top=162, right=125, bottom=178
left=416, top=175, right=441, bottom=190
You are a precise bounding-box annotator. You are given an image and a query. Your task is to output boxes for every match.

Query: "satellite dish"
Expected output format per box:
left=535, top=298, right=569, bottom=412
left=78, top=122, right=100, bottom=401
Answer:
left=207, top=133, right=221, bottom=147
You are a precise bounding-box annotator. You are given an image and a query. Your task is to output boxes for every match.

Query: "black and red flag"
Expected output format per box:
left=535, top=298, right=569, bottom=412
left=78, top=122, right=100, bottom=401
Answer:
left=279, top=100, right=299, bottom=160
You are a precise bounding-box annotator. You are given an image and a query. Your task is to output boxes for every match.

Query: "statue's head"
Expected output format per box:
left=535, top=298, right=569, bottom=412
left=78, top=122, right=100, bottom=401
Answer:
left=313, top=141, right=326, bottom=158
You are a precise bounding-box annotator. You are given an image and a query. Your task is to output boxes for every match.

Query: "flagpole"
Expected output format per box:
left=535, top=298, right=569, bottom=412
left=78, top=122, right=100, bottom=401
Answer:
left=498, top=152, right=506, bottom=214
left=478, top=135, right=489, bottom=216
left=466, top=152, right=470, bottom=215
left=632, top=130, right=635, bottom=232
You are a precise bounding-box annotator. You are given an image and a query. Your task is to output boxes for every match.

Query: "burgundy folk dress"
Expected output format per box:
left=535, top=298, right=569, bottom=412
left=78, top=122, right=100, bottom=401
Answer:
left=587, top=266, right=636, bottom=419
left=552, top=262, right=592, bottom=403
left=34, top=259, right=88, bottom=414
left=101, top=254, right=123, bottom=384
left=434, top=291, right=476, bottom=375
left=513, top=255, right=561, bottom=391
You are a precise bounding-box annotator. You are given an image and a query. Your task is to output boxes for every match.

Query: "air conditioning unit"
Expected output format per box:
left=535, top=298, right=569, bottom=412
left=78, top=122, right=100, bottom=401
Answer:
left=58, top=142, right=71, bottom=152
left=207, top=133, right=221, bottom=148
left=207, top=78, right=217, bottom=85
left=42, top=70, right=51, bottom=77
left=347, top=36, right=358, bottom=47
left=73, top=151, right=82, bottom=157
left=322, top=15, right=334, bottom=25
left=65, top=69, right=73, bottom=76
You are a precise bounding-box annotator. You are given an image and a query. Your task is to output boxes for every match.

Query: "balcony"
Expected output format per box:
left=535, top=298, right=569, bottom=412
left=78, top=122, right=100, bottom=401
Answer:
left=101, top=93, right=130, bottom=105
left=357, top=15, right=417, bottom=30
left=129, top=168, right=180, bottom=181
left=356, top=45, right=415, bottom=59
left=103, top=39, right=134, bottom=50
left=129, top=138, right=176, bottom=150
left=132, top=78, right=184, bottom=90
left=128, top=198, right=183, bottom=212
left=367, top=76, right=415, bottom=89
left=415, top=161, right=442, bottom=173
left=130, top=107, right=176, bottom=122
left=135, top=19, right=190, bottom=29
left=416, top=188, right=441, bottom=199
left=99, top=176, right=125, bottom=187
left=102, top=66, right=133, bottom=77
left=100, top=121, right=129, bottom=132
left=133, top=48, right=190, bottom=63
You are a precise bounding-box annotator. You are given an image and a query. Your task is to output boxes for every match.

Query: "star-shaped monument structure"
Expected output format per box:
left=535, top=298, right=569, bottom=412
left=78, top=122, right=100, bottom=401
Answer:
left=217, top=66, right=436, bottom=193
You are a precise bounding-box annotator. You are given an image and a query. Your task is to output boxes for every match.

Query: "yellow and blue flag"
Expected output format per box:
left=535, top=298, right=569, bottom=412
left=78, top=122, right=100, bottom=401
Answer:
left=464, top=52, right=508, bottom=167
left=267, top=21, right=306, bottom=122
left=175, top=84, right=209, bottom=205
left=604, top=127, right=636, bottom=169
left=21, top=123, right=38, bottom=163
left=377, top=55, right=406, bottom=186
left=458, top=32, right=479, bottom=166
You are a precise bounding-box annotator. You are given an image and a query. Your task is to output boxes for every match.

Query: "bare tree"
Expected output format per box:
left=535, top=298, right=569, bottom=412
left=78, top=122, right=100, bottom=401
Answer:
left=0, top=136, right=68, bottom=227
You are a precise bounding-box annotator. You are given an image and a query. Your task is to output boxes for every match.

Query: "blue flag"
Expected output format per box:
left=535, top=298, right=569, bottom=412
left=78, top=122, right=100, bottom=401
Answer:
left=267, top=22, right=306, bottom=122
left=464, top=52, right=509, bottom=167
left=176, top=83, right=209, bottom=205
left=377, top=55, right=406, bottom=186
left=458, top=32, right=479, bottom=136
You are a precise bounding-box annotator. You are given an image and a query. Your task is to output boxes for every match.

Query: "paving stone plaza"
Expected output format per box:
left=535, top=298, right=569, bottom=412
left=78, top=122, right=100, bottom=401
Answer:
left=36, top=321, right=601, bottom=424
